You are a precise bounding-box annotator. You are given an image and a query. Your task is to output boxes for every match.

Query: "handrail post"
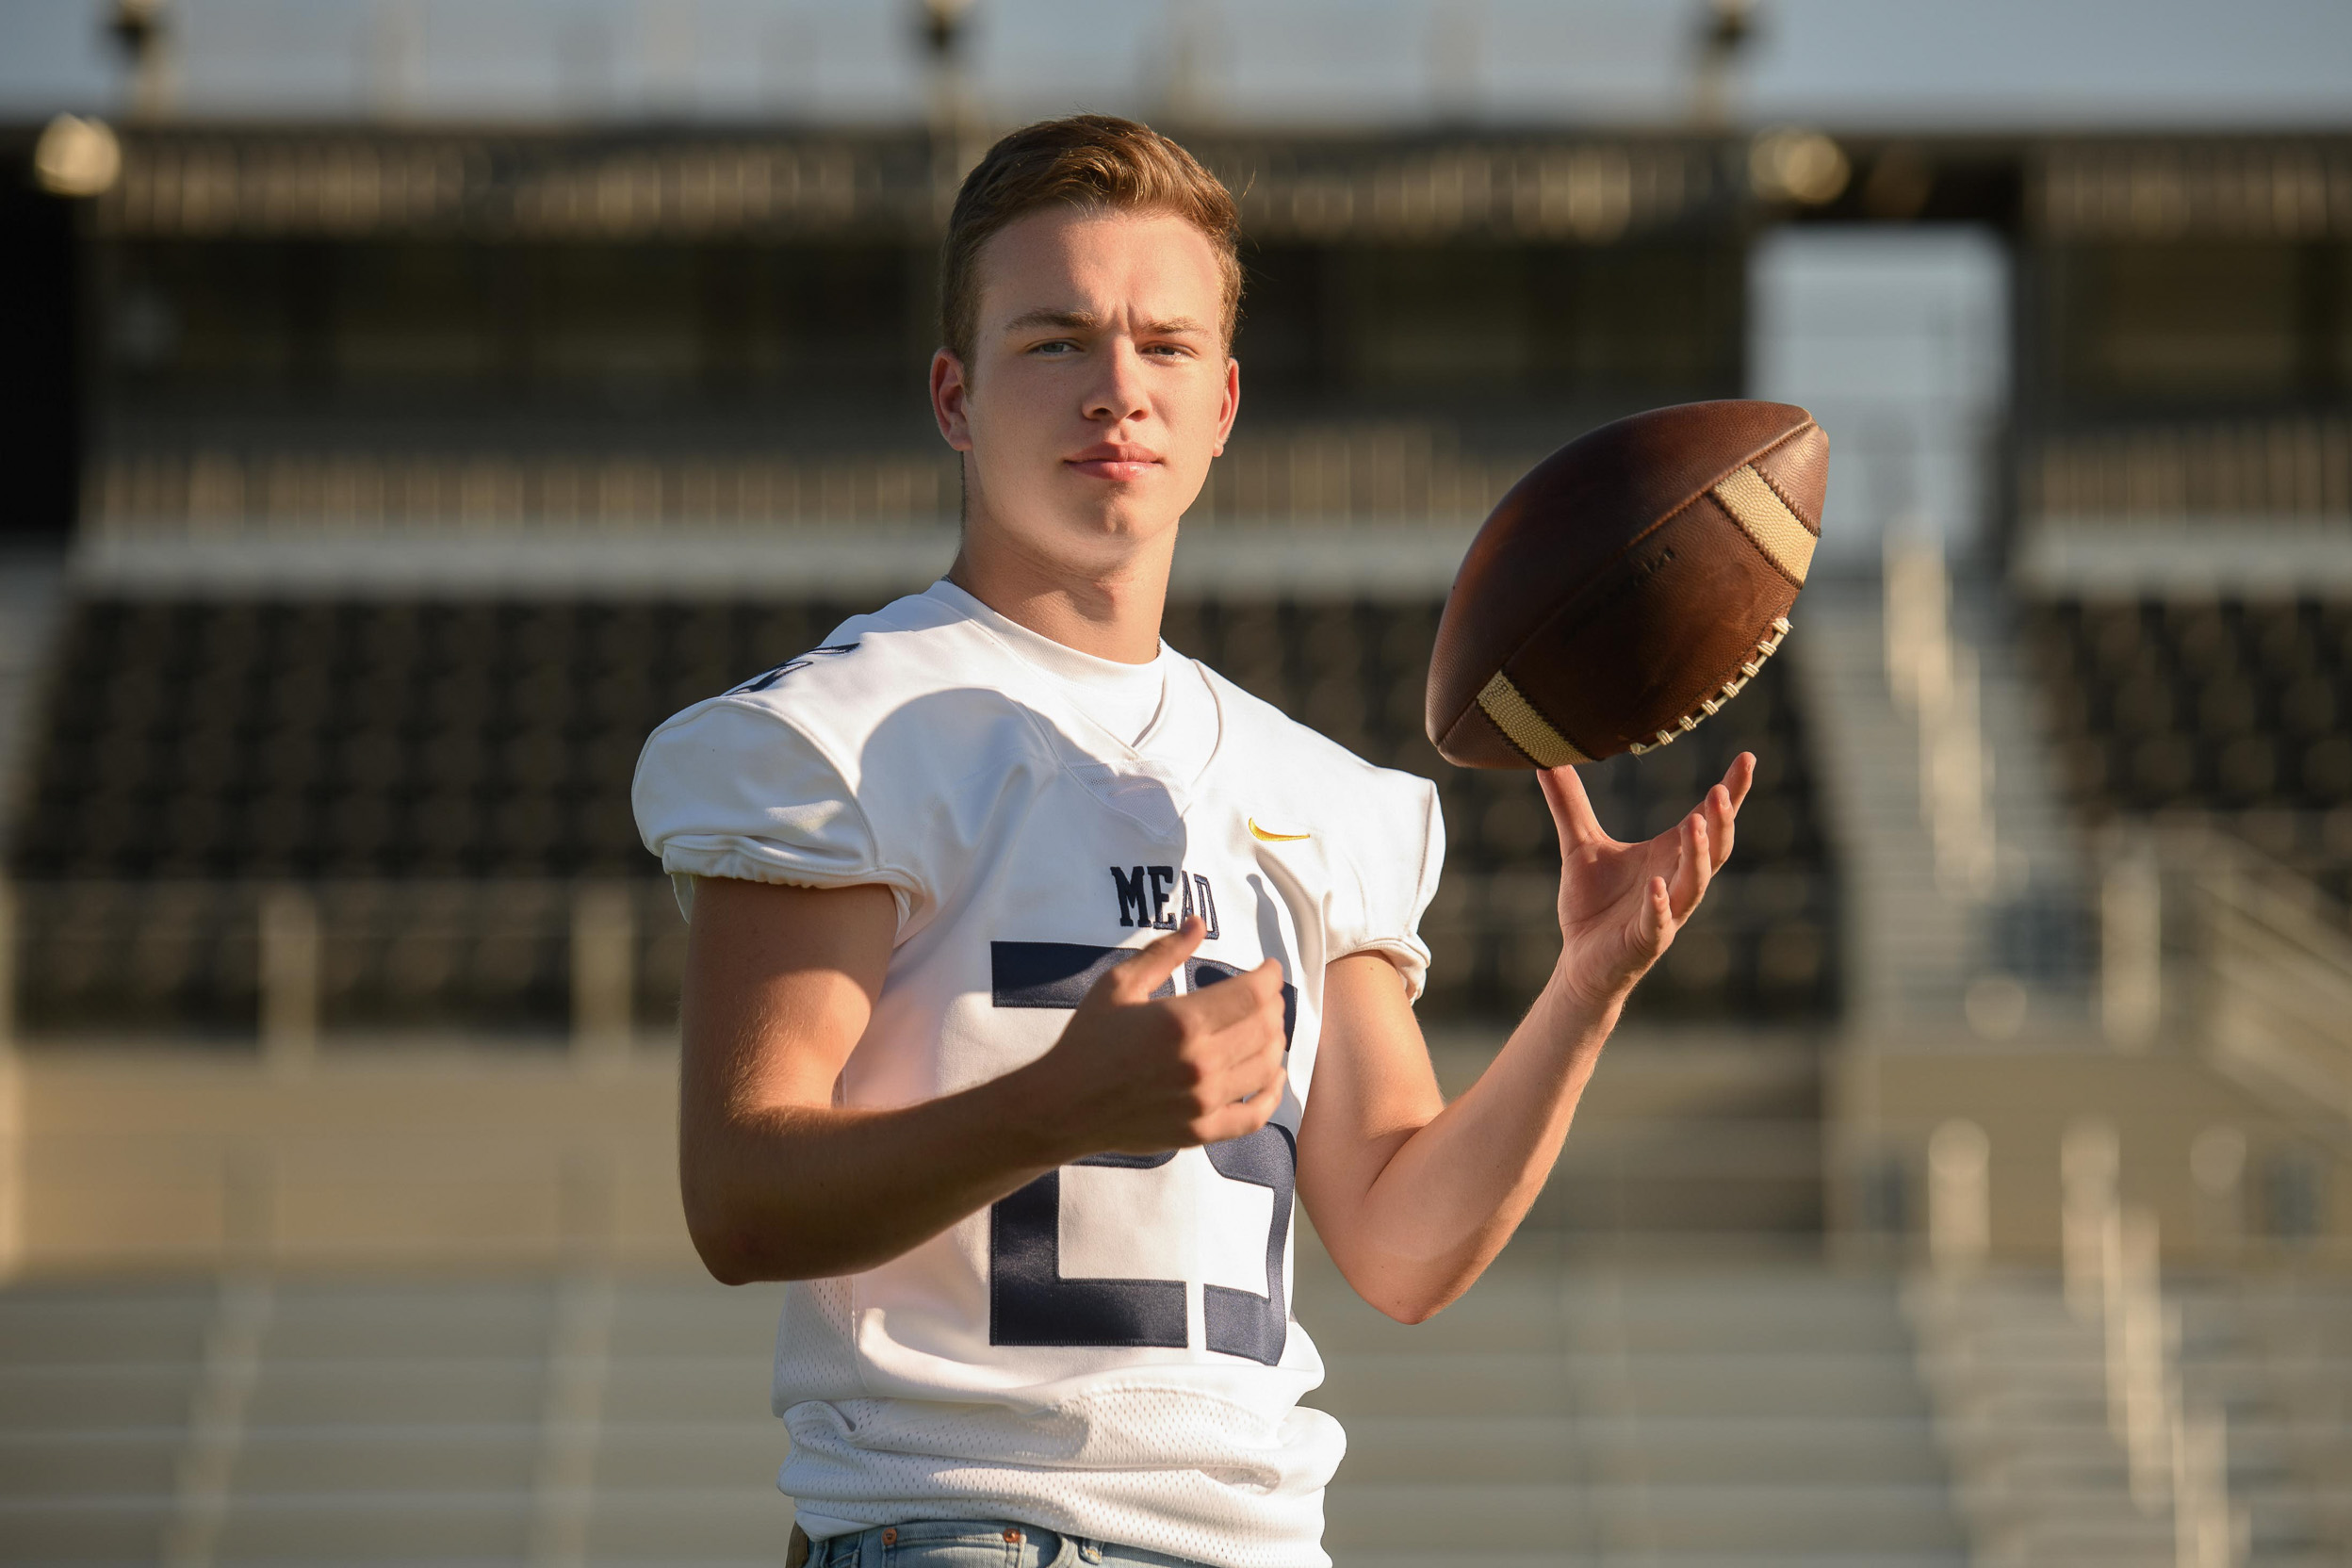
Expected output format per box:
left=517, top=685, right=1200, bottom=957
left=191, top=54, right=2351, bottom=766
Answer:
left=570, top=884, right=634, bottom=1070
left=2103, top=839, right=2162, bottom=1052
left=258, top=886, right=318, bottom=1072
left=2190, top=1126, right=2246, bottom=1260
left=2061, top=1117, right=2118, bottom=1321
left=1927, top=1118, right=1990, bottom=1274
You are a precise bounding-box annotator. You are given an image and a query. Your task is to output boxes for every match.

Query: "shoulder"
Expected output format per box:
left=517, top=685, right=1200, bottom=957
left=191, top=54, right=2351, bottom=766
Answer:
left=1199, top=662, right=1440, bottom=837
left=644, top=590, right=1040, bottom=787
left=1194, top=663, right=1446, bottom=992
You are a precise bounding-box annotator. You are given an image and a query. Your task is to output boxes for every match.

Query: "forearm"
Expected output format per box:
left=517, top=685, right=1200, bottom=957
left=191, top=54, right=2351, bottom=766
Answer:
left=1342, top=975, right=1623, bottom=1315
left=684, top=1061, right=1076, bottom=1284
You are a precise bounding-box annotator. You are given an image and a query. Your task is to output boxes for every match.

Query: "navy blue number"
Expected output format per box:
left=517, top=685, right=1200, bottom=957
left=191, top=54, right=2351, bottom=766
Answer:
left=1202, top=1123, right=1295, bottom=1364
left=728, top=643, right=859, bottom=695
left=986, top=940, right=1298, bottom=1364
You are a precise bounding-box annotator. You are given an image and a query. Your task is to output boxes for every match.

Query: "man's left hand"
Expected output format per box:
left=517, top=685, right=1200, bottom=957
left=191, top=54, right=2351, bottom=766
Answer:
left=1538, top=751, right=1755, bottom=1013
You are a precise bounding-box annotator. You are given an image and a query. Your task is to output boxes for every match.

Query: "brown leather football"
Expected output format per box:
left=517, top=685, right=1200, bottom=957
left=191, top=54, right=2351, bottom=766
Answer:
left=1426, top=400, right=1827, bottom=768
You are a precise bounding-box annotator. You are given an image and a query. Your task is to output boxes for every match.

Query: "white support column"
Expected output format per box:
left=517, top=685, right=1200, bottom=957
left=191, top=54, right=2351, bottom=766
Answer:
left=1926, top=1118, right=1990, bottom=1274
left=528, top=1271, right=617, bottom=1568
left=161, top=1273, right=275, bottom=1568
left=570, top=885, right=635, bottom=1069
left=2190, top=1126, right=2246, bottom=1258
left=2103, top=842, right=2164, bottom=1051
left=257, top=887, right=318, bottom=1071
left=2062, top=1117, right=2120, bottom=1321
left=2115, top=1207, right=2171, bottom=1511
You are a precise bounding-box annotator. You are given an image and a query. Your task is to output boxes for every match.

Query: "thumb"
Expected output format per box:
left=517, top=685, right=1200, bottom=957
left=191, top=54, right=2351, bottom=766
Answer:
left=1102, top=916, right=1205, bottom=1002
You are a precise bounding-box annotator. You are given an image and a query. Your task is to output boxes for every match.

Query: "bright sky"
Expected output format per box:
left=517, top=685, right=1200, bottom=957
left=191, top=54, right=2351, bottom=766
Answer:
left=2, top=0, right=2347, bottom=129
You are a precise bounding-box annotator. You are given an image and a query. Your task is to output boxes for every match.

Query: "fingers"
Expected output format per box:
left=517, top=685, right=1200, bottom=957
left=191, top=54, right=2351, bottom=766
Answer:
left=1642, top=874, right=1672, bottom=953
left=1106, top=916, right=1205, bottom=1001
left=1704, top=783, right=1739, bottom=873
left=1537, top=764, right=1611, bottom=850
left=1195, top=1046, right=1289, bottom=1139
left=1723, top=750, right=1756, bottom=811
left=1667, top=812, right=1711, bottom=923
left=1172, top=957, right=1286, bottom=1042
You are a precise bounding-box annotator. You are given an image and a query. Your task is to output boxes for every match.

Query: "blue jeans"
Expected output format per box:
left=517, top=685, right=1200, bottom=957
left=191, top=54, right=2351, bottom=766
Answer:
left=809, top=1518, right=1217, bottom=1568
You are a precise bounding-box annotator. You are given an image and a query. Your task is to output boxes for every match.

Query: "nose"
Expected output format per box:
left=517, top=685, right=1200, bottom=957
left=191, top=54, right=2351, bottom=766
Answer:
left=1083, top=338, right=1151, bottom=425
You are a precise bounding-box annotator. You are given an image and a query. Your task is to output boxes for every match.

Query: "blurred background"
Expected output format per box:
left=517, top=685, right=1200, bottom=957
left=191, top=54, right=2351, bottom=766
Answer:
left=1, top=0, right=2349, bottom=1563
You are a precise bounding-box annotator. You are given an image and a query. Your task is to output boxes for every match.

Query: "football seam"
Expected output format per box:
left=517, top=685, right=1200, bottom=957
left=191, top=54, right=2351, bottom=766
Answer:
left=1433, top=410, right=1819, bottom=758
left=1625, top=615, right=1793, bottom=755
left=1748, top=456, right=1819, bottom=535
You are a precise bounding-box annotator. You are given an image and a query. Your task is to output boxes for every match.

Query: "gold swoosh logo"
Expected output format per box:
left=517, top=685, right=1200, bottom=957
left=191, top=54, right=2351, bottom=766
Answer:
left=1249, top=818, right=1312, bottom=843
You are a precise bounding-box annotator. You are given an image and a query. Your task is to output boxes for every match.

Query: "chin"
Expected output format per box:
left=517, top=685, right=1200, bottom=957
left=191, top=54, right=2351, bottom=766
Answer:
left=1049, top=486, right=1186, bottom=544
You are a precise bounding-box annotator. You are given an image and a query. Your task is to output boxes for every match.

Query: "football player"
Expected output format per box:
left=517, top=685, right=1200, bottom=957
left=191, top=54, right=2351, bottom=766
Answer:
left=634, top=115, right=1750, bottom=1568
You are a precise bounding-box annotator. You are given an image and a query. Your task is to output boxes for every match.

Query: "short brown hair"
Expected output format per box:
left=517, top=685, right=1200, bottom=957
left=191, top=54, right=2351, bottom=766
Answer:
left=939, top=115, right=1243, bottom=366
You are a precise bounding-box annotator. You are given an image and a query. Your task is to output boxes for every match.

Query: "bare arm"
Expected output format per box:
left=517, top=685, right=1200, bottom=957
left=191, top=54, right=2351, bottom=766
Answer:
left=1295, top=753, right=1754, bottom=1323
left=678, top=878, right=1288, bottom=1285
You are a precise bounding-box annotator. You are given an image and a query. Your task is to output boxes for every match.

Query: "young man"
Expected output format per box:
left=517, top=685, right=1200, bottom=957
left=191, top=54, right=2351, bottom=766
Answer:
left=633, top=116, right=1750, bottom=1568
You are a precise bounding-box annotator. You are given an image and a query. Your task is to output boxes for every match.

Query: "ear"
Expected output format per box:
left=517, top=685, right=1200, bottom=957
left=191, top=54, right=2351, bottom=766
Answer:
left=1212, top=355, right=1240, bottom=459
left=931, top=348, right=974, bottom=452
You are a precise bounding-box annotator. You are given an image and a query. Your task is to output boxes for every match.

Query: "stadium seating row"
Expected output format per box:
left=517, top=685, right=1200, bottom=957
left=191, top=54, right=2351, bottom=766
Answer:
left=12, top=596, right=1836, bottom=1032
left=2031, top=597, right=2352, bottom=900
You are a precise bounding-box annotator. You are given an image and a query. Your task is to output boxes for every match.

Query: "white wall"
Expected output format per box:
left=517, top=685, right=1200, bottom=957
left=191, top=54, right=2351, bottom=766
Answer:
left=1748, top=226, right=2010, bottom=572
left=7, top=0, right=2351, bottom=127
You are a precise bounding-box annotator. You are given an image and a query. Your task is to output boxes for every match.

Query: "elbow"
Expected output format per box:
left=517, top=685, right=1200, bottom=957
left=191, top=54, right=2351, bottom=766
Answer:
left=1378, top=1296, right=1446, bottom=1327
left=1351, top=1258, right=1475, bottom=1324
left=693, top=1236, right=759, bottom=1288
left=680, top=1174, right=780, bottom=1286
left=684, top=1207, right=761, bottom=1287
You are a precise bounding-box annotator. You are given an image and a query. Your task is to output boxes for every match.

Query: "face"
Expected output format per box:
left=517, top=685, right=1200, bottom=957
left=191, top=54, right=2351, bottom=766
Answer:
left=931, top=207, right=1239, bottom=574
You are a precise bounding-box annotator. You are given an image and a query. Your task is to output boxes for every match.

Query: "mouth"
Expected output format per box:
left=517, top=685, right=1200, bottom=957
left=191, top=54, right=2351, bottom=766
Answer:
left=1065, top=447, right=1161, bottom=482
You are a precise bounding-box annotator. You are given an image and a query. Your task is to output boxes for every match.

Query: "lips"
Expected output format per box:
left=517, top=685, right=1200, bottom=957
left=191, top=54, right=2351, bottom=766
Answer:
left=1066, top=445, right=1161, bottom=482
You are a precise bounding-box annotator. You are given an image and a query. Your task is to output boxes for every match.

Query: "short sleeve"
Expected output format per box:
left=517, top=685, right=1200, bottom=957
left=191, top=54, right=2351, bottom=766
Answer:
left=631, top=699, right=918, bottom=924
left=1331, top=774, right=1446, bottom=1002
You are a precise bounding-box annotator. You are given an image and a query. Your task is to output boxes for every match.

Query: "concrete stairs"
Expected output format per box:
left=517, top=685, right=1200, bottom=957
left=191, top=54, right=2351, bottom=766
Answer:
left=0, top=1251, right=1969, bottom=1568
left=1308, top=1244, right=1968, bottom=1567
left=1907, top=1272, right=2176, bottom=1568
left=0, top=1273, right=791, bottom=1567
left=1909, top=1269, right=2352, bottom=1568
left=2175, top=1275, right=2352, bottom=1564
left=0, top=1022, right=1972, bottom=1568
left=1429, top=1033, right=1824, bottom=1236
left=1792, top=582, right=1980, bottom=1029
left=1792, top=579, right=2096, bottom=1037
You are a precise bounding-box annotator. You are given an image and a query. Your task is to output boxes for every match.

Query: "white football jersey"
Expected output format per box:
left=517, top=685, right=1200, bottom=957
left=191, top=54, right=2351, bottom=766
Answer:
left=632, top=581, right=1443, bottom=1568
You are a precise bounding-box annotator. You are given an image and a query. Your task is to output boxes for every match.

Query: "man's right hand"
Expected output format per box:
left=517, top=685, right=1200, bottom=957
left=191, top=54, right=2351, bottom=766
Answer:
left=678, top=883, right=1289, bottom=1284
left=1025, top=917, right=1290, bottom=1155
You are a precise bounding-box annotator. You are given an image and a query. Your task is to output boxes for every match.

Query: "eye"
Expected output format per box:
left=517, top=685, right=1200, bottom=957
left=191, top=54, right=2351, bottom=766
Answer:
left=1030, top=339, right=1079, bottom=356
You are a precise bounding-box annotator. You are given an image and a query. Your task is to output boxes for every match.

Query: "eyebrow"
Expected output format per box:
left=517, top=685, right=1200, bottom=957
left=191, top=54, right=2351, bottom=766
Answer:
left=1001, top=309, right=1213, bottom=338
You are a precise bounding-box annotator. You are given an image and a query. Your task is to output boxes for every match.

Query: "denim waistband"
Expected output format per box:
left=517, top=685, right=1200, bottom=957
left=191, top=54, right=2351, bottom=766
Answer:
left=809, top=1518, right=1214, bottom=1568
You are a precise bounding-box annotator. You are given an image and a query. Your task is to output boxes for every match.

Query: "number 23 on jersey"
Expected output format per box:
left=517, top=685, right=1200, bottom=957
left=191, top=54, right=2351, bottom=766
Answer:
left=985, top=939, right=1299, bottom=1365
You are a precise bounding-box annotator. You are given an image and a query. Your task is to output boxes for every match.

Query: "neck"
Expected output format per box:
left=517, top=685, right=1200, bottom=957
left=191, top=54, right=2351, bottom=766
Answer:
left=946, top=516, right=1174, bottom=665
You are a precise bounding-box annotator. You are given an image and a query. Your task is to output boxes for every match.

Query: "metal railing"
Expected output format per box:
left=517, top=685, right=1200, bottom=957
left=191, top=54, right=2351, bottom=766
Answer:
left=2194, top=850, right=2352, bottom=1135
left=1, top=870, right=1836, bottom=1049
left=2108, top=826, right=2352, bottom=1137
left=2061, top=1119, right=2245, bottom=1568
left=1929, top=1115, right=2245, bottom=1568
left=2027, top=414, right=2352, bottom=525
left=88, top=424, right=1546, bottom=534
left=3, top=878, right=683, bottom=1054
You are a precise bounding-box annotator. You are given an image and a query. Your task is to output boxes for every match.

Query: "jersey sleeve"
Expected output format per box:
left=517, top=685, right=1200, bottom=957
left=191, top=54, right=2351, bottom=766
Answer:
left=1331, top=772, right=1446, bottom=1002
left=631, top=698, right=922, bottom=923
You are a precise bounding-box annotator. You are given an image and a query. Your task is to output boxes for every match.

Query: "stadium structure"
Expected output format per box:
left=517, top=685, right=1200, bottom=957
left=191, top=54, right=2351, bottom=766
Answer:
left=1, top=5, right=2350, bottom=1564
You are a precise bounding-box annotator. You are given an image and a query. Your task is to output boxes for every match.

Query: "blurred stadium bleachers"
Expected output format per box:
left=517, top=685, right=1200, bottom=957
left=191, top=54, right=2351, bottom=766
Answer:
left=4, top=13, right=2352, bottom=1564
